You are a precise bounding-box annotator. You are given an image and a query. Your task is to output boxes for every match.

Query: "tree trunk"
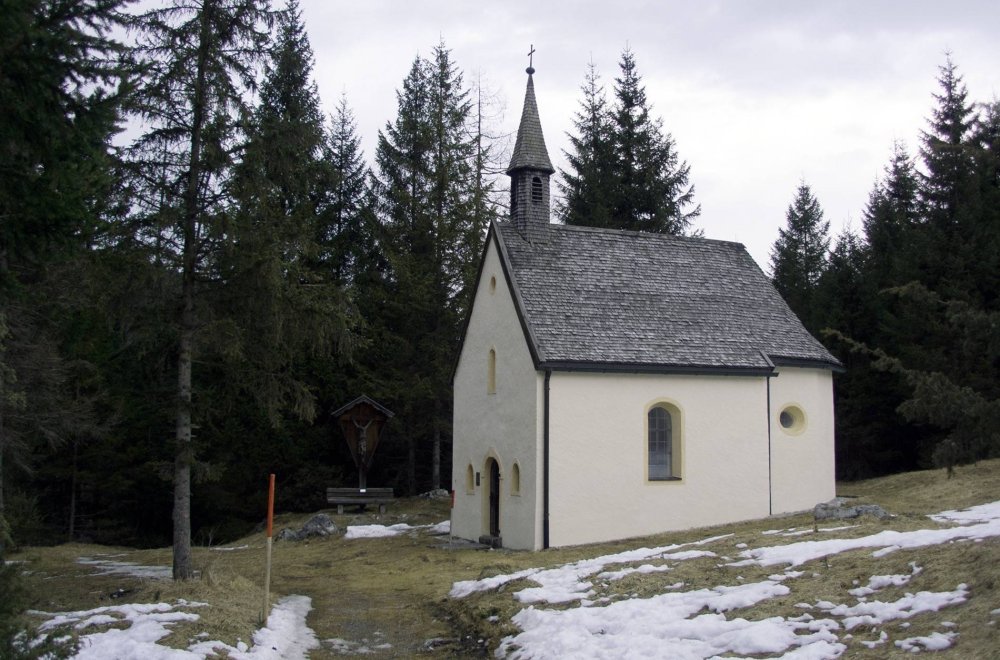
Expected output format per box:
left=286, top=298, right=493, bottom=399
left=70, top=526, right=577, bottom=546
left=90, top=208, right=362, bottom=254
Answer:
left=0, top=397, right=5, bottom=554
left=432, top=427, right=440, bottom=491
left=173, top=292, right=194, bottom=579
left=407, top=436, right=416, bottom=496
left=68, top=439, right=77, bottom=541
left=171, top=0, right=213, bottom=581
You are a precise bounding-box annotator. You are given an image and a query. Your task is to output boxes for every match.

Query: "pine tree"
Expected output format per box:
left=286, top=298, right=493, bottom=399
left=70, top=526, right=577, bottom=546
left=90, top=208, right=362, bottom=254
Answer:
left=770, top=182, right=830, bottom=332
left=558, top=61, right=615, bottom=228
left=125, top=0, right=274, bottom=580
left=609, top=48, right=699, bottom=234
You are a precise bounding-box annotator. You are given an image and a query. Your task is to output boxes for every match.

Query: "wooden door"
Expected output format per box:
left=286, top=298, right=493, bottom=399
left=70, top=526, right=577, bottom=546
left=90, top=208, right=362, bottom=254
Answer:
left=488, top=459, right=500, bottom=537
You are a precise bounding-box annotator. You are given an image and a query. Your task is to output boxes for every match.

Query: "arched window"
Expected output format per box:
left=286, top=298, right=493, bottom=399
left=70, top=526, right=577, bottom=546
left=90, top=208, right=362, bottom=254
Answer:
left=487, top=348, right=496, bottom=394
left=466, top=464, right=475, bottom=493
left=648, top=404, right=681, bottom=480
left=511, top=462, right=521, bottom=495
left=531, top=176, right=543, bottom=204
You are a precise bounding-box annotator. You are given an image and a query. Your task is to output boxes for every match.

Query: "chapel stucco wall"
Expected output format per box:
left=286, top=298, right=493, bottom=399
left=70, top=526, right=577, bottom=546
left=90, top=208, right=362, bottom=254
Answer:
left=546, top=371, right=773, bottom=548
left=451, top=237, right=542, bottom=550
left=768, top=367, right=836, bottom=514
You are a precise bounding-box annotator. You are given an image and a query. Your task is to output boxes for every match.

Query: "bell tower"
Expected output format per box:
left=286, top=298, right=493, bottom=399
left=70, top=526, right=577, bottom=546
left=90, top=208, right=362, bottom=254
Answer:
left=507, top=46, right=554, bottom=242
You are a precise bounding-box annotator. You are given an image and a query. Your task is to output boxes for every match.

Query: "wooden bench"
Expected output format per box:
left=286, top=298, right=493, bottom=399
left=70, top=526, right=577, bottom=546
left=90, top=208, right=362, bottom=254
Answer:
left=326, top=487, right=394, bottom=514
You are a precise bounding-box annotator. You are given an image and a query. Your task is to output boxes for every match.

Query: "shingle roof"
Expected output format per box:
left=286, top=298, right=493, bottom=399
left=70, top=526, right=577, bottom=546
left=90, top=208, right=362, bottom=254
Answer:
left=506, top=73, right=555, bottom=175
left=494, top=222, right=841, bottom=372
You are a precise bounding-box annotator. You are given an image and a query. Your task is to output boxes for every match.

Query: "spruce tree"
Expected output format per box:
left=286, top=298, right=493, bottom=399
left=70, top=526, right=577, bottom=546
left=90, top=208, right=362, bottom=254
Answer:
left=862, top=142, right=921, bottom=289
left=968, top=100, right=1000, bottom=309
left=370, top=43, right=477, bottom=493
left=920, top=55, right=976, bottom=231
left=125, top=0, right=274, bottom=580
left=0, top=0, right=126, bottom=277
left=223, top=0, right=354, bottom=427
left=609, top=48, right=699, bottom=234
left=0, top=0, right=125, bottom=557
left=320, top=94, right=369, bottom=285
left=916, top=56, right=979, bottom=302
left=770, top=182, right=830, bottom=333
left=558, top=61, right=615, bottom=228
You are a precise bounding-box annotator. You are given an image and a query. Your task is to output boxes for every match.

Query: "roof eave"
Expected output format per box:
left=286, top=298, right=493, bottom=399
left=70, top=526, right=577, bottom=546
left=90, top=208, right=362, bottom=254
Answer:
left=538, top=360, right=777, bottom=378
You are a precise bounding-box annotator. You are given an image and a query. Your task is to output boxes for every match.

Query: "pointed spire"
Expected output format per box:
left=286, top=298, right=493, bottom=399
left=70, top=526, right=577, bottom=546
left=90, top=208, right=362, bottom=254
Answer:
left=507, top=67, right=554, bottom=175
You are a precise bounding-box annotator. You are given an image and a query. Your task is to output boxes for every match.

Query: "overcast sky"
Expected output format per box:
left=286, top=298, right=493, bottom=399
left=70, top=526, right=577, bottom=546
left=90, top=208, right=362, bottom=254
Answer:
left=297, top=0, right=999, bottom=268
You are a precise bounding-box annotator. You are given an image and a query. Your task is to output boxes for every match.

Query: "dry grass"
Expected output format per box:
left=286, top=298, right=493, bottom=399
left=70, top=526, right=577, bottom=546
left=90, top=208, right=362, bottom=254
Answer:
left=10, top=459, right=1000, bottom=657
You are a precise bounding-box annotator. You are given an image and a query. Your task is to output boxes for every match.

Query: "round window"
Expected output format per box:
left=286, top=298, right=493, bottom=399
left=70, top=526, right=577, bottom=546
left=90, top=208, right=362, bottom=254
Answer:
left=779, top=405, right=806, bottom=435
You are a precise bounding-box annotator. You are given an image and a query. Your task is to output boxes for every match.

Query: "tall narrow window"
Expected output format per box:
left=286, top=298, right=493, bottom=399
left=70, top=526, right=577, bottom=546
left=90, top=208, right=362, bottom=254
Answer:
left=531, top=176, right=543, bottom=204
left=511, top=462, right=521, bottom=495
left=648, top=407, right=671, bottom=479
left=487, top=348, right=496, bottom=394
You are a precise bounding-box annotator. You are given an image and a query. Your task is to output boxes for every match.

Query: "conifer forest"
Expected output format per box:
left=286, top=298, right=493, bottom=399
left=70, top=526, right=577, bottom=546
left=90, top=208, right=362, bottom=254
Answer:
left=2, top=0, right=999, bottom=577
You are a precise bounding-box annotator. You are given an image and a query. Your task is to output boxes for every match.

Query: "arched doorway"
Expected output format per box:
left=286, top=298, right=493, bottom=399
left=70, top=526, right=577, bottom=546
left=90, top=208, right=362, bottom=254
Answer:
left=487, top=458, right=500, bottom=538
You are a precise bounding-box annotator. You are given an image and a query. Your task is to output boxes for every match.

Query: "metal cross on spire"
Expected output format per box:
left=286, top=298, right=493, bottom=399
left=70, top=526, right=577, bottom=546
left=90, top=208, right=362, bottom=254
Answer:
left=527, top=44, right=536, bottom=74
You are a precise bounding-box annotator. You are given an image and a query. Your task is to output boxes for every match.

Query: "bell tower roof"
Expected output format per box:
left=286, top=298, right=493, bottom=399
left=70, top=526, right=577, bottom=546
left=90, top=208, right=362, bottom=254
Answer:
left=507, top=57, right=554, bottom=175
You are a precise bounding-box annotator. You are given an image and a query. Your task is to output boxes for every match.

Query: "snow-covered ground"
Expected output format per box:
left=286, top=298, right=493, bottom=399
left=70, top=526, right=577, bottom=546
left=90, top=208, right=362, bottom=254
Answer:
left=451, top=500, right=1000, bottom=659
left=24, top=503, right=1000, bottom=659
left=34, top=595, right=318, bottom=659
left=25, top=521, right=450, bottom=659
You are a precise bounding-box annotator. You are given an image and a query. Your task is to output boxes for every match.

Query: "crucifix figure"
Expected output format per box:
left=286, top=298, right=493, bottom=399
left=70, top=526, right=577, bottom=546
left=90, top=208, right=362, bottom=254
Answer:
left=352, top=414, right=374, bottom=488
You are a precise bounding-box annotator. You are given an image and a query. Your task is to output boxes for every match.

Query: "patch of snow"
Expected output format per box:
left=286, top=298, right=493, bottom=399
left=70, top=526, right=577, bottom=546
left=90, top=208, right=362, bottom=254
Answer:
left=37, top=596, right=317, bottom=660
left=452, top=536, right=727, bottom=604
left=848, top=562, right=922, bottom=597
left=428, top=520, right=451, bottom=534
left=344, top=520, right=450, bottom=539
left=598, top=563, right=672, bottom=581
left=495, top=580, right=851, bottom=659
left=732, top=501, right=1000, bottom=567
left=929, top=501, right=1000, bottom=525
left=860, top=630, right=888, bottom=648
left=895, top=631, right=958, bottom=652
left=75, top=557, right=172, bottom=580
left=816, top=584, right=968, bottom=630
left=189, top=595, right=318, bottom=659
left=209, top=545, right=249, bottom=552
left=450, top=567, right=543, bottom=599
left=344, top=523, right=417, bottom=539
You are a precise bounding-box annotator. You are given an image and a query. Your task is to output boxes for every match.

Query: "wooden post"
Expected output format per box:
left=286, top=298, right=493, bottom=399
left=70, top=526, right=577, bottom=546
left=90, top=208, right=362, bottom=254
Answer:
left=261, top=473, right=275, bottom=624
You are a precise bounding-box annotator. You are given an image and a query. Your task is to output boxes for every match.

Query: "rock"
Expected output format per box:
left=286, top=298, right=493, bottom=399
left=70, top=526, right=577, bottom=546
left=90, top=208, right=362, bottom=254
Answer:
left=275, top=514, right=338, bottom=542
left=299, top=513, right=338, bottom=538
left=814, top=498, right=891, bottom=521
left=275, top=527, right=300, bottom=542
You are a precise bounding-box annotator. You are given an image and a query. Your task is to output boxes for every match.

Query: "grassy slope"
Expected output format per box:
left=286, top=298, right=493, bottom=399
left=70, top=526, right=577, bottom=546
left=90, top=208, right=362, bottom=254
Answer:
left=10, top=459, right=1000, bottom=658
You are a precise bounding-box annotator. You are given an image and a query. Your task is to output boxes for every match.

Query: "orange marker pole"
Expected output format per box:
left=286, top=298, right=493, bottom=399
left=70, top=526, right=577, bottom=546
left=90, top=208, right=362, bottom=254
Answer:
left=262, top=473, right=275, bottom=624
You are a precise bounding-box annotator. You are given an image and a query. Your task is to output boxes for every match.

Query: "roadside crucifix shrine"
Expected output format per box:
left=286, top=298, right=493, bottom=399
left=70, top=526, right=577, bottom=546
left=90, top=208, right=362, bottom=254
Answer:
left=328, top=395, right=395, bottom=513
